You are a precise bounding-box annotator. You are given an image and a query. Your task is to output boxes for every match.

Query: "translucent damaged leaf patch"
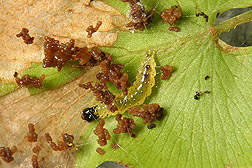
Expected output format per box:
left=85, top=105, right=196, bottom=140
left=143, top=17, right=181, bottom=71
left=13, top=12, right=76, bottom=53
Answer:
left=0, top=0, right=129, bottom=81
left=0, top=61, right=31, bottom=82
left=0, top=65, right=100, bottom=168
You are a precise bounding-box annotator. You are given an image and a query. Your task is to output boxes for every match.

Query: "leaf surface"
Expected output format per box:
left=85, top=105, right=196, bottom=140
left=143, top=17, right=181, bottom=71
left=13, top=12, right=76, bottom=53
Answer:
left=76, top=0, right=252, bottom=168
left=0, top=0, right=252, bottom=168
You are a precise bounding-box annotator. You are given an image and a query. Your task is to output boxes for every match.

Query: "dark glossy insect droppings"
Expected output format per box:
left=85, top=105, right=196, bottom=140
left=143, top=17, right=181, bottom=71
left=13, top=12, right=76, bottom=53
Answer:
left=13, top=72, right=18, bottom=78
left=194, top=95, right=199, bottom=100
left=196, top=91, right=202, bottom=96
left=196, top=12, right=208, bottom=22
left=216, top=12, right=220, bottom=18
left=16, top=28, right=34, bottom=45
left=81, top=106, right=98, bottom=122
left=147, top=123, right=156, bottom=129
left=204, top=75, right=210, bottom=80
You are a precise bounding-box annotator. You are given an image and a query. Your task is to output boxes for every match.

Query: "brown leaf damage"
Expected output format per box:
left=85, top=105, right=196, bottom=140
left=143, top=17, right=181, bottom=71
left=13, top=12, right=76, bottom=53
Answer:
left=0, top=0, right=129, bottom=81
left=0, top=66, right=100, bottom=167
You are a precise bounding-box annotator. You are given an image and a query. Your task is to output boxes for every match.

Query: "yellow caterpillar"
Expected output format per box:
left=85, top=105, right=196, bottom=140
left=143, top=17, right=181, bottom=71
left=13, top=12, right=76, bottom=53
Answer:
left=94, top=50, right=156, bottom=118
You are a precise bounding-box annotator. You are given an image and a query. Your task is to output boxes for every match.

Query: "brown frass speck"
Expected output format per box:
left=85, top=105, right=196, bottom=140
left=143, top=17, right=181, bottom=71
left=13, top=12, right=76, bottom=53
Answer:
left=75, top=47, right=91, bottom=65
left=100, top=60, right=131, bottom=95
left=16, top=28, right=34, bottom=44
left=14, top=73, right=45, bottom=89
left=0, top=146, right=17, bottom=163
left=120, top=0, right=155, bottom=31
left=27, top=123, right=38, bottom=142
left=111, top=143, right=120, bottom=149
left=96, top=148, right=104, bottom=155
left=32, top=155, right=39, bottom=168
left=43, top=36, right=112, bottom=70
left=160, top=65, right=174, bottom=80
left=93, top=120, right=111, bottom=146
left=32, top=146, right=41, bottom=154
left=161, top=6, right=182, bottom=26
left=88, top=47, right=112, bottom=66
left=44, top=133, right=68, bottom=151
left=128, top=104, right=164, bottom=124
left=86, top=21, right=102, bottom=38
left=79, top=82, right=117, bottom=112
left=113, top=114, right=136, bottom=138
left=43, top=36, right=79, bottom=71
left=168, top=26, right=180, bottom=32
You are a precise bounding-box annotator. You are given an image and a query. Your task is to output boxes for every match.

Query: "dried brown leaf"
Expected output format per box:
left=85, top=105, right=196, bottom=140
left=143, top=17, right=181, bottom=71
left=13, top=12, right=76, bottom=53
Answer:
left=0, top=66, right=100, bottom=167
left=0, top=0, right=129, bottom=81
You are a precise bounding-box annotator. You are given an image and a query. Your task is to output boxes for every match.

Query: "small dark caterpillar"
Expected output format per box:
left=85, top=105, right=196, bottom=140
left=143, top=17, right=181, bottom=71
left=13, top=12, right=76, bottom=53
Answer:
left=94, top=50, right=156, bottom=118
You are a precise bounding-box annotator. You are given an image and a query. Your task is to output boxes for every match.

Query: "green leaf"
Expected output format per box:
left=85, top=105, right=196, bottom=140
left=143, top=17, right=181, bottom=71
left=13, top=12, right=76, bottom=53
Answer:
left=0, top=82, right=18, bottom=97
left=20, top=61, right=85, bottom=95
left=0, top=61, right=84, bottom=96
left=76, top=0, right=252, bottom=168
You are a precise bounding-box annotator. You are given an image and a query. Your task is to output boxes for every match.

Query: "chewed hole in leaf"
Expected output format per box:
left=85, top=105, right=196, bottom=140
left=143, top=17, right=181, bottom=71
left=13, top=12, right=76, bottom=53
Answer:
left=216, top=6, right=252, bottom=47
